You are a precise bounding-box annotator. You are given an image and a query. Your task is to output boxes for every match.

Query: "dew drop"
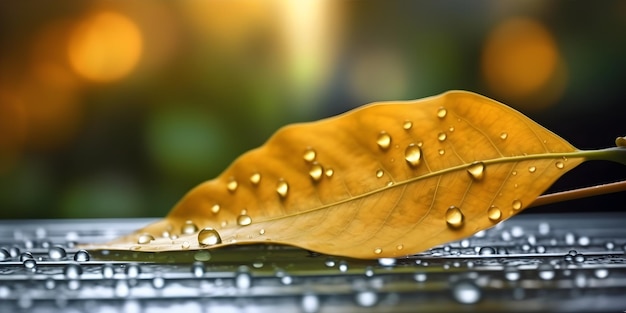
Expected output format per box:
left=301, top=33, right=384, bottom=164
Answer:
left=102, top=264, right=114, bottom=278
left=237, top=214, right=252, bottom=226
left=403, top=120, right=413, bottom=130
left=437, top=132, right=447, bottom=142
left=126, top=264, right=141, bottom=278
left=538, top=264, right=555, bottom=280
left=404, top=144, right=422, bottom=167
left=376, top=131, right=392, bottom=150
left=512, top=170, right=517, bottom=176
left=449, top=126, right=455, bottom=132
left=437, top=107, right=447, bottom=119
left=378, top=258, right=396, bottom=267
left=478, top=246, right=496, bottom=255
left=528, top=166, right=537, bottom=173
left=194, top=250, right=212, bottom=261
left=211, top=204, right=220, bottom=214
left=376, top=169, right=384, bottom=178
left=500, top=132, right=508, bottom=140
left=227, top=177, right=238, bottom=192
left=373, top=248, right=382, bottom=255
left=309, top=162, right=323, bottom=182
left=73, top=250, right=90, bottom=262
left=487, top=206, right=502, bottom=222
left=594, top=268, right=609, bottom=279
left=191, top=262, right=205, bottom=277
left=438, top=149, right=445, bottom=155
left=137, top=233, right=155, bottom=244
left=0, top=248, right=10, bottom=261
left=396, top=244, right=404, bottom=251
left=23, top=258, right=37, bottom=270
left=152, top=276, right=165, bottom=289
left=303, top=147, right=317, bottom=163
left=198, top=227, right=222, bottom=246
left=276, top=179, right=289, bottom=198
left=182, top=220, right=199, bottom=234
left=48, top=245, right=67, bottom=260
left=512, top=199, right=522, bottom=211
left=259, top=228, right=265, bottom=235
left=325, top=168, right=334, bottom=177
left=249, top=172, right=261, bottom=185
left=452, top=280, right=481, bottom=304
left=467, top=161, right=485, bottom=180
left=445, top=206, right=464, bottom=228
left=555, top=161, right=565, bottom=169
left=181, top=241, right=190, bottom=249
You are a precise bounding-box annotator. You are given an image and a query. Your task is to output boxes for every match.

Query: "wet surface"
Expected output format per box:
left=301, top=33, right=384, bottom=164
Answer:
left=1, top=213, right=625, bottom=312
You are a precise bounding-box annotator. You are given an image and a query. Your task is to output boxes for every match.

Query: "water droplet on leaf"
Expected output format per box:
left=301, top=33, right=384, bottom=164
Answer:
left=467, top=161, right=485, bottom=180
left=445, top=206, right=464, bottom=228
left=376, top=131, right=391, bottom=150
left=303, top=147, right=316, bottom=163
left=276, top=179, right=289, bottom=198
left=500, top=132, right=508, bottom=140
left=438, top=149, right=445, bottom=155
left=528, top=166, right=537, bottom=173
left=198, top=227, right=222, bottom=246
left=512, top=199, right=522, bottom=211
left=404, top=144, right=422, bottom=167
left=309, top=163, right=323, bottom=181
left=325, top=168, right=334, bottom=177
left=137, top=233, right=155, bottom=244
left=250, top=172, right=261, bottom=185
left=437, top=132, right=447, bottom=142
left=73, top=250, right=90, bottom=262
left=211, top=204, right=220, bottom=214
left=437, top=107, right=447, bottom=119
left=182, top=220, right=199, bottom=234
left=487, top=206, right=502, bottom=221
left=376, top=169, right=384, bottom=178
left=403, top=120, right=413, bottom=130
left=555, top=161, right=564, bottom=169
left=227, top=177, right=238, bottom=192
left=237, top=214, right=252, bottom=226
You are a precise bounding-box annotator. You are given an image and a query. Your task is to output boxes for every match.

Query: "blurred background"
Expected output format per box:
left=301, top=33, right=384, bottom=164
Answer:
left=0, top=0, right=625, bottom=219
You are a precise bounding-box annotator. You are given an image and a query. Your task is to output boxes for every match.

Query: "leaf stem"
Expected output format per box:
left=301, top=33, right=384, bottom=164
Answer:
left=529, top=179, right=626, bottom=208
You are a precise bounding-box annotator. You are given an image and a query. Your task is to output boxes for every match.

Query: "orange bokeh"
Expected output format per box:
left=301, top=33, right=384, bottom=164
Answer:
left=68, top=11, right=143, bottom=82
left=481, top=18, right=565, bottom=110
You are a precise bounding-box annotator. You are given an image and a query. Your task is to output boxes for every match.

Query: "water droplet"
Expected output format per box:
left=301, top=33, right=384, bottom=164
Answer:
left=237, top=214, right=252, bottom=226
left=23, top=258, right=37, bottom=270
left=438, top=149, right=445, bottom=155
left=512, top=199, right=522, bottom=211
left=235, top=269, right=252, bottom=289
left=487, top=205, right=502, bottom=221
left=191, top=262, right=205, bottom=277
left=478, top=246, right=496, bottom=255
left=303, top=147, right=317, bottom=162
left=198, top=227, right=222, bottom=246
left=375, top=169, right=384, bottom=178
left=378, top=258, right=396, bottom=267
left=250, top=172, right=261, bottom=185
left=126, top=264, right=141, bottom=278
left=325, top=168, right=334, bottom=177
left=338, top=261, right=349, bottom=272
left=227, top=177, right=238, bottom=192
left=74, top=250, right=90, bottom=262
left=403, top=120, right=413, bottom=130
left=512, top=170, right=517, bottom=176
left=137, top=233, right=155, bottom=244
left=48, top=245, right=67, bottom=260
left=355, top=291, right=378, bottom=307
left=373, top=248, right=382, bottom=255
left=452, top=280, right=481, bottom=304
left=376, top=131, right=391, bottom=150
left=152, top=276, right=165, bottom=289
left=182, top=220, right=199, bottom=234
left=538, top=264, right=555, bottom=280
left=404, top=144, right=422, bottom=167
left=500, top=132, right=508, bottom=140
left=324, top=258, right=336, bottom=267
left=102, top=264, right=115, bottom=278
left=578, top=236, right=590, bottom=246
left=0, top=248, right=10, bottom=261
left=114, top=280, right=129, bottom=297
left=301, top=294, right=320, bottom=313
left=528, top=166, right=537, bottom=173
left=194, top=250, right=211, bottom=261
left=467, top=161, right=485, bottom=180
left=437, top=132, right=447, bottom=142
left=181, top=241, right=190, bottom=249
left=211, top=204, right=220, bottom=214
left=64, top=263, right=82, bottom=279
left=19, top=252, right=33, bottom=262
left=258, top=228, right=266, bottom=236
left=276, top=179, right=289, bottom=198
left=396, top=244, right=404, bottom=250
left=309, top=162, right=323, bottom=182
left=574, top=253, right=585, bottom=263
left=555, top=161, right=564, bottom=169
left=445, top=206, right=464, bottom=228
left=437, top=107, right=447, bottom=119
left=449, top=126, right=455, bottom=132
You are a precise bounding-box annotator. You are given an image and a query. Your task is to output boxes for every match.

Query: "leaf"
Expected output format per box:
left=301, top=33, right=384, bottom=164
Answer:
left=88, top=90, right=626, bottom=259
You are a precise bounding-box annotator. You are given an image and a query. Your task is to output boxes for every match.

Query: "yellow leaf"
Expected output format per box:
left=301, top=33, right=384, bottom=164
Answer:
left=87, top=90, right=625, bottom=259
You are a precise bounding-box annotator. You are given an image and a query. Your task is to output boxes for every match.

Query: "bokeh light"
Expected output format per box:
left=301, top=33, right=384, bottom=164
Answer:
left=481, top=17, right=566, bottom=111
left=68, top=11, right=143, bottom=82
